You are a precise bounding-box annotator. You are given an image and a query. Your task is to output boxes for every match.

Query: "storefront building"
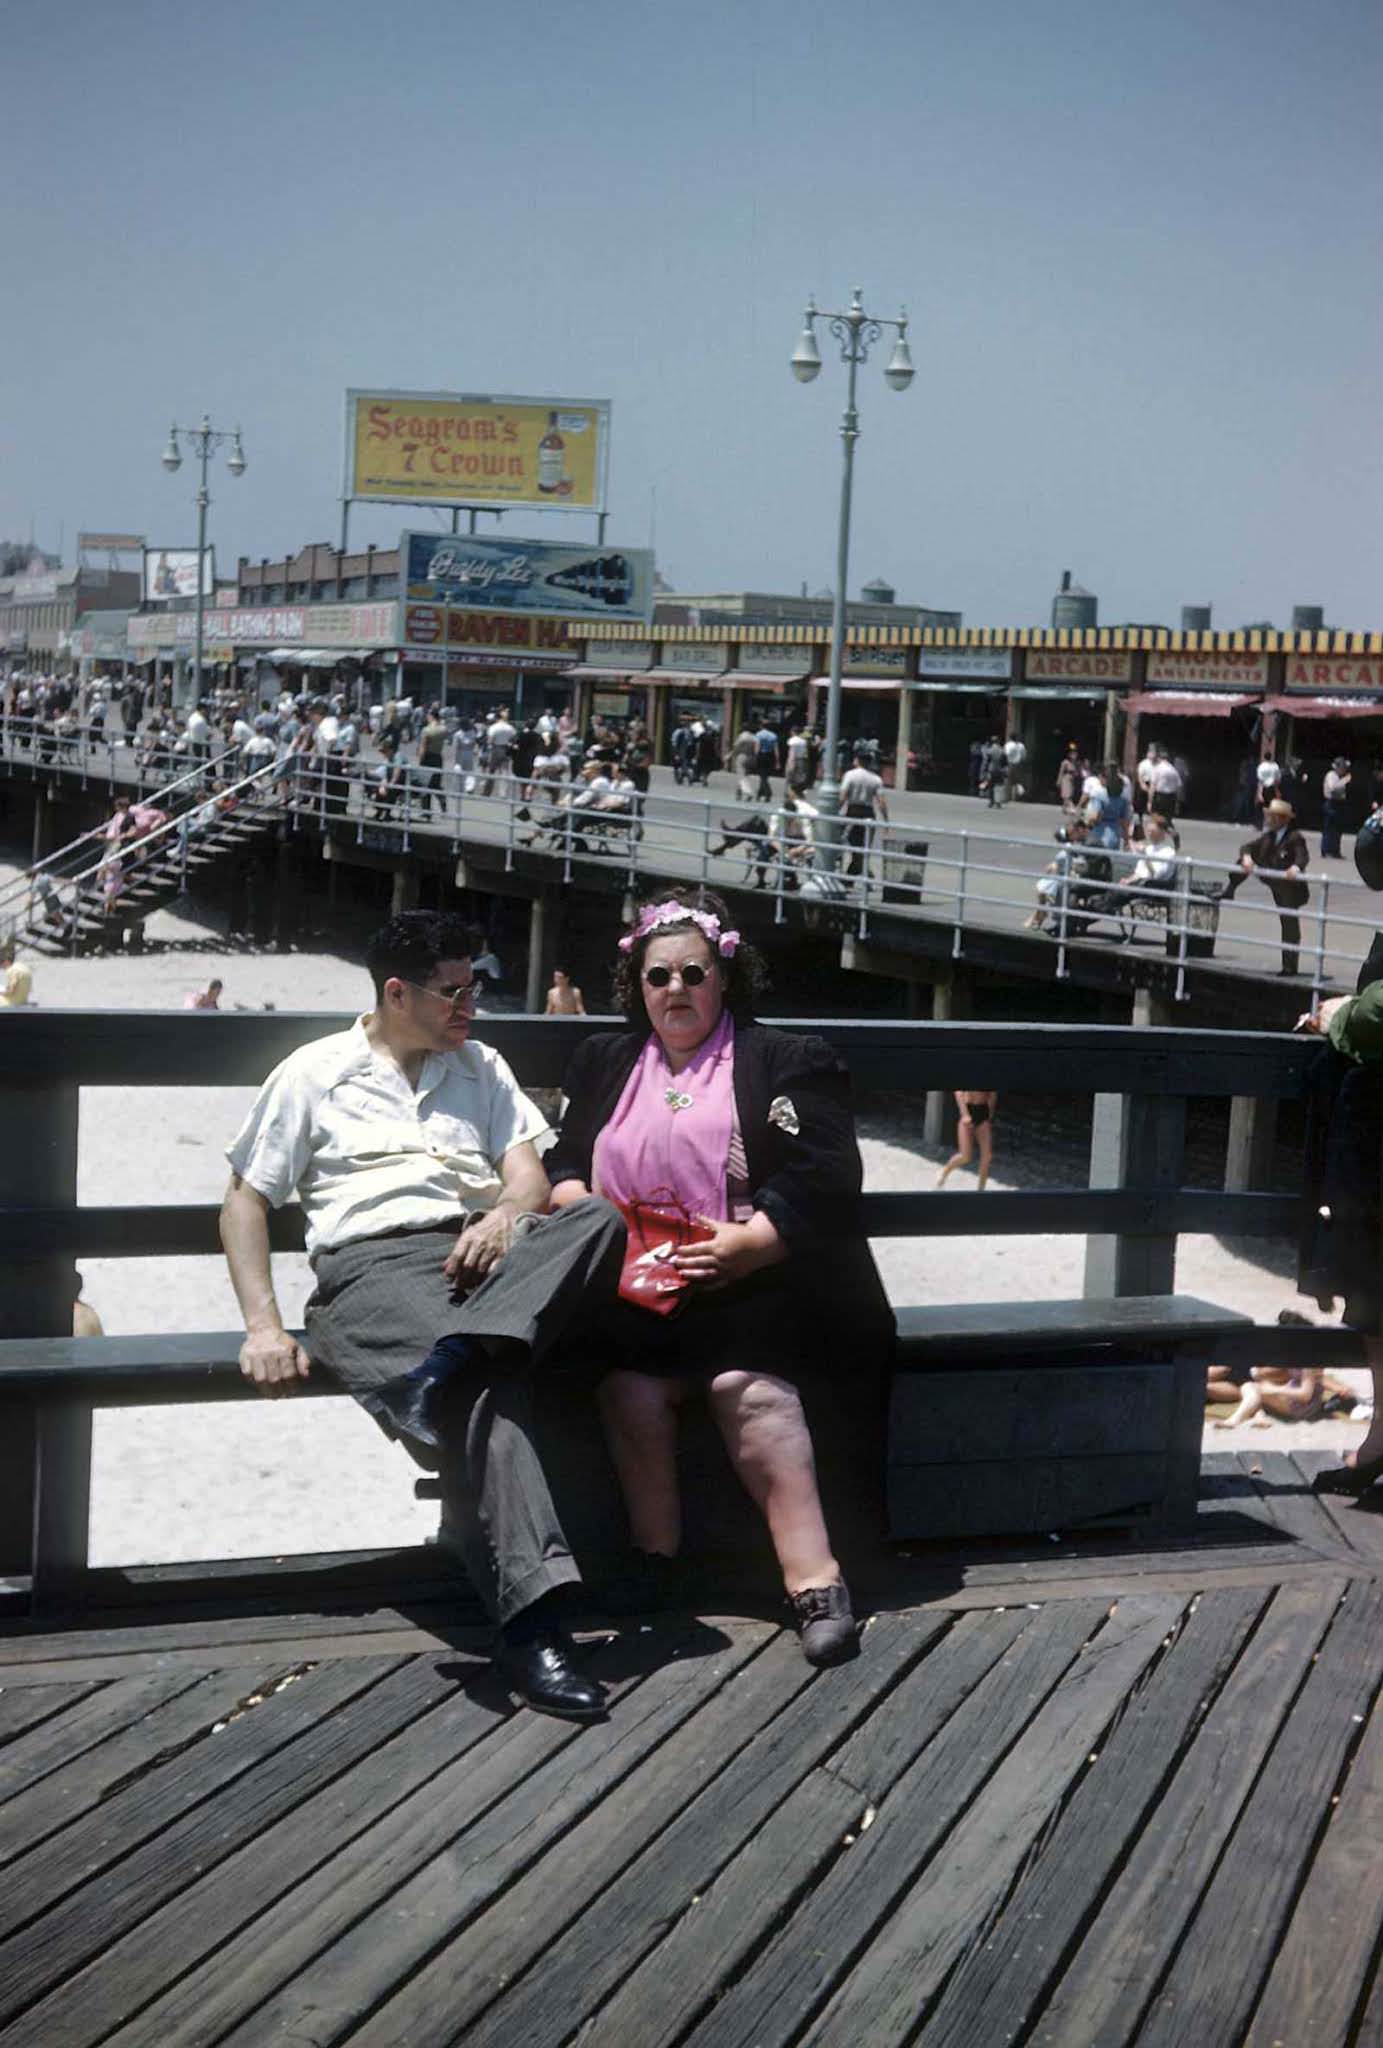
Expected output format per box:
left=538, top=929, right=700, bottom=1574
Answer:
left=400, top=603, right=579, bottom=719
left=1010, top=649, right=1129, bottom=792
left=0, top=565, right=141, bottom=673
left=127, top=601, right=400, bottom=707
left=912, top=649, right=1013, bottom=791
left=1266, top=655, right=1383, bottom=828
left=1122, top=650, right=1268, bottom=821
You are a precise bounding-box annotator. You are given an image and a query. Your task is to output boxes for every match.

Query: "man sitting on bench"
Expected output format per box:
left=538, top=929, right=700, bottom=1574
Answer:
left=220, top=910, right=626, bottom=1723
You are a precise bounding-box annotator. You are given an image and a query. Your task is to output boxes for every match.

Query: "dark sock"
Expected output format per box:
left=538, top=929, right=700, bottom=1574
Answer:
left=502, top=1587, right=571, bottom=1646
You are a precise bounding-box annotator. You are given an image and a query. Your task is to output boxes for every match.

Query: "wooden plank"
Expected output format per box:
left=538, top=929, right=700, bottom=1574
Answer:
left=0, top=1010, right=1319, bottom=1098
left=625, top=1603, right=1107, bottom=2048
left=1084, top=1091, right=1186, bottom=1299
left=1244, top=1685, right=1383, bottom=2048
left=889, top=1453, right=1175, bottom=1540
left=0, top=1600, right=485, bottom=1669
left=0, top=1679, right=105, bottom=1746
left=568, top=1616, right=1034, bottom=2048
left=31, top=1392, right=94, bottom=1611
left=6, top=1650, right=522, bottom=2048
left=1290, top=1448, right=1383, bottom=1571
left=122, top=1625, right=773, bottom=2048
left=913, top=1584, right=1270, bottom=2048
left=0, top=1668, right=209, bottom=1806
left=449, top=1607, right=957, bottom=2048
left=894, top=1296, right=1251, bottom=1352
left=764, top=1596, right=1185, bottom=2048
left=1031, top=1576, right=1349, bottom=2044
left=0, top=1655, right=407, bottom=1983
left=1133, top=1577, right=1383, bottom=2048
left=581, top=1768, right=865, bottom=2048
left=1233, top=1448, right=1354, bottom=1561
left=0, top=1665, right=288, bottom=1869
left=889, top=1367, right=1174, bottom=1461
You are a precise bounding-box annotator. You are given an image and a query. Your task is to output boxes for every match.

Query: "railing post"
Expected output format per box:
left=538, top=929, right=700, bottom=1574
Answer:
left=0, top=1076, right=81, bottom=1590
left=952, top=831, right=969, bottom=961
left=505, top=784, right=516, bottom=873
left=1053, top=853, right=1070, bottom=980
left=1173, top=855, right=1192, bottom=1004
left=563, top=792, right=574, bottom=883
left=1083, top=1090, right=1186, bottom=1299
left=700, top=798, right=712, bottom=889
left=1311, top=875, right=1330, bottom=1009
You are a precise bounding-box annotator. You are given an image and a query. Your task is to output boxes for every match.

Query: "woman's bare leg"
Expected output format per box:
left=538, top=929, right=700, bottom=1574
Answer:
left=976, top=1122, right=995, bottom=1191
left=708, top=1369, right=838, bottom=1594
left=937, top=1120, right=975, bottom=1186
left=1344, top=1338, right=1383, bottom=1467
left=597, top=1369, right=684, bottom=1554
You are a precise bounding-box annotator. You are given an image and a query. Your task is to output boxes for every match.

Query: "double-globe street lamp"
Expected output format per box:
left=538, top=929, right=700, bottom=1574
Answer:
left=792, top=289, right=913, bottom=867
left=160, top=415, right=247, bottom=704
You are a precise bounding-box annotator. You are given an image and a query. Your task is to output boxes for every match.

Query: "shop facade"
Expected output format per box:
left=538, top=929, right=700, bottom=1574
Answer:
left=1266, top=655, right=1383, bottom=829
left=911, top=649, right=1013, bottom=791
left=1122, top=650, right=1268, bottom=821
left=1011, top=649, right=1129, bottom=792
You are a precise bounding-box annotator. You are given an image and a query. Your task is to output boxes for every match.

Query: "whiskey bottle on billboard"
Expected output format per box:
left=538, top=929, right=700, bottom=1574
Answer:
left=546, top=553, right=635, bottom=608
left=537, top=412, right=567, bottom=495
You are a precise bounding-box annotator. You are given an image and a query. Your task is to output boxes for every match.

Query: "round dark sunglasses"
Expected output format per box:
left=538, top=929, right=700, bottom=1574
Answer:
left=643, top=962, right=710, bottom=989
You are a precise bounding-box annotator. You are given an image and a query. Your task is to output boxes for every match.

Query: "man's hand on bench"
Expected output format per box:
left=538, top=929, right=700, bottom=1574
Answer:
left=239, top=1327, right=312, bottom=1396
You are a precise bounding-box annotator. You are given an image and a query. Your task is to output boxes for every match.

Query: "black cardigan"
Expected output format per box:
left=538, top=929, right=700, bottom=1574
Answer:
left=545, top=1018, right=895, bottom=1354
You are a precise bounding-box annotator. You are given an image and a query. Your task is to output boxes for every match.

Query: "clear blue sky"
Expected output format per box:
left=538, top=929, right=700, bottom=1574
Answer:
left=3, top=0, right=1380, bottom=628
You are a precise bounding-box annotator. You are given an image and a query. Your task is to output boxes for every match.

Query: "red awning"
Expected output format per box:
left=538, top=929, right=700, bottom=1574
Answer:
left=1264, top=694, right=1383, bottom=719
left=1123, top=692, right=1259, bottom=719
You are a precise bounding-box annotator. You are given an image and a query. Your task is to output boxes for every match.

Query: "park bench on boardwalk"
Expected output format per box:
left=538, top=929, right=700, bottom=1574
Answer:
left=5, top=1011, right=1383, bottom=2047
left=0, top=1011, right=1366, bottom=1607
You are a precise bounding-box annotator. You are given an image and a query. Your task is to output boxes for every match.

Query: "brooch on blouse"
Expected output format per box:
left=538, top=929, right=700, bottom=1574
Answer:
left=768, top=1094, right=800, bottom=1136
left=663, top=1086, right=695, bottom=1113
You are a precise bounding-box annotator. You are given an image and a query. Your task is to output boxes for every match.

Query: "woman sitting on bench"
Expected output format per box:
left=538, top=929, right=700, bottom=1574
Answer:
left=545, top=887, right=893, bottom=1666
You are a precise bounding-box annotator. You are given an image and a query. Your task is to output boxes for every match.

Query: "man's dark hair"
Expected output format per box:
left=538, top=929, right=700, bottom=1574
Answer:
left=364, top=911, right=485, bottom=1001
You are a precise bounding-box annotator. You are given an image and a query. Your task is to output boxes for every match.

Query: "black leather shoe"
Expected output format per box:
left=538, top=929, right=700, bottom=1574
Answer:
left=1312, top=1455, right=1383, bottom=1498
left=494, top=1631, right=607, bottom=1721
left=789, top=1581, right=860, bottom=1667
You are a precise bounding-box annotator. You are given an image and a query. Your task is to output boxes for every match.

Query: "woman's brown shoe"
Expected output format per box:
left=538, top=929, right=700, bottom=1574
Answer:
left=789, top=1581, right=859, bottom=1666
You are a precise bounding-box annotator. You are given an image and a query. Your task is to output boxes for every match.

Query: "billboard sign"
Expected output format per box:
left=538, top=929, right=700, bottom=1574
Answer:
left=143, top=547, right=214, bottom=603
left=1147, top=650, right=1268, bottom=689
left=78, top=532, right=145, bottom=553
left=346, top=390, right=609, bottom=512
left=917, top=648, right=1014, bottom=681
left=402, top=530, right=651, bottom=622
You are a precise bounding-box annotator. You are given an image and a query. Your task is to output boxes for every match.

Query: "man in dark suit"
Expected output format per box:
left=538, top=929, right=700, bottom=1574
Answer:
left=1222, top=796, right=1311, bottom=975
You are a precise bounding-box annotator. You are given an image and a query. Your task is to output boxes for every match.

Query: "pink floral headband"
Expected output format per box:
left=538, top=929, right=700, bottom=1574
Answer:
left=618, top=901, right=740, bottom=957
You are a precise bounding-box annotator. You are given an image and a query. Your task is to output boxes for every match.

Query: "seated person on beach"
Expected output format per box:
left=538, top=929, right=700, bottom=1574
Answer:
left=544, top=888, right=894, bottom=1666
left=220, top=910, right=627, bottom=1723
left=1208, top=1364, right=1323, bottom=1429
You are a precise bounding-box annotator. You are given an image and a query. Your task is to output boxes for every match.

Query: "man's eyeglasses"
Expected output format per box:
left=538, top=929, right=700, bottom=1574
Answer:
left=395, top=975, right=479, bottom=1009
left=643, top=961, right=710, bottom=989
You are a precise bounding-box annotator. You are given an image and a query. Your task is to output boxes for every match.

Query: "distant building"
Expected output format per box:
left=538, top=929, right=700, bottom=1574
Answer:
left=654, top=585, right=960, bottom=632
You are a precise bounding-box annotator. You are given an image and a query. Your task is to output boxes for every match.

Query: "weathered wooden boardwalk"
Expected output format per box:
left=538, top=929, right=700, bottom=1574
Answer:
left=2, top=1450, right=1382, bottom=2048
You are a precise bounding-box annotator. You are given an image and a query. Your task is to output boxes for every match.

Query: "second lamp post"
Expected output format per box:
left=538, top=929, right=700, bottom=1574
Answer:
left=792, top=288, right=913, bottom=866
left=161, top=414, right=246, bottom=706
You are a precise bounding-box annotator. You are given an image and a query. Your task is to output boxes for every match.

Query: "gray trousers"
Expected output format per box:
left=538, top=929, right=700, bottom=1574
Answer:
left=307, top=1198, right=626, bottom=1625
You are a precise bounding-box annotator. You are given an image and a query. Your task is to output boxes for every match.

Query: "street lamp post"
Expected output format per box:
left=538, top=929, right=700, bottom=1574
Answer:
left=160, top=414, right=246, bottom=705
left=792, top=289, right=913, bottom=866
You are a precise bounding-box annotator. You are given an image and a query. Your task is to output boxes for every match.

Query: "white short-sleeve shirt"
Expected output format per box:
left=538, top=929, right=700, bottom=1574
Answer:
left=225, top=1018, right=549, bottom=1258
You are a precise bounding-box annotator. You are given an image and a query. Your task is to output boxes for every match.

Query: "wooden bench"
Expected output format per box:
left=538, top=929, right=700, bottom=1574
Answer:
left=888, top=1296, right=1251, bottom=1539
left=0, top=1012, right=1340, bottom=1617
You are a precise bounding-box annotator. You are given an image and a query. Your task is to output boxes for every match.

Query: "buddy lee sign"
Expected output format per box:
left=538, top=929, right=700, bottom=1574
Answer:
left=403, top=531, right=652, bottom=623
left=345, top=391, right=609, bottom=513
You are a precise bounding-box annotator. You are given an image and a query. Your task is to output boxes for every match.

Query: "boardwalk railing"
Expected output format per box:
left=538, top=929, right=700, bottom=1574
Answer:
left=0, top=1011, right=1325, bottom=1602
left=2, top=712, right=1373, bottom=998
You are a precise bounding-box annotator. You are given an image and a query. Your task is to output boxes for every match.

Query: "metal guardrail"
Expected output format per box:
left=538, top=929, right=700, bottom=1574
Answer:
left=1, top=713, right=1375, bottom=999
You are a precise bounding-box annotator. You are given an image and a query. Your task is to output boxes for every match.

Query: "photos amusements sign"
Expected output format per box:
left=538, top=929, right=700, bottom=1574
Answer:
left=345, top=390, right=610, bottom=513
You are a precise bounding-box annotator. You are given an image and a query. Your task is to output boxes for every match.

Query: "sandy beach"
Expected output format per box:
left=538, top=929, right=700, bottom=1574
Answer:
left=3, top=860, right=1368, bottom=1569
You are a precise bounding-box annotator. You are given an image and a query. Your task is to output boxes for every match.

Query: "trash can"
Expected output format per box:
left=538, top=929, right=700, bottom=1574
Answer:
left=1165, top=883, right=1220, bottom=960
left=882, top=840, right=929, bottom=905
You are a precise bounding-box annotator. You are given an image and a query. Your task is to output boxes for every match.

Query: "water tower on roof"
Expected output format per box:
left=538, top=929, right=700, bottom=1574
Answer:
left=1181, top=604, right=1212, bottom=632
left=860, top=577, right=895, bottom=605
left=1292, top=604, right=1325, bottom=633
left=1051, top=569, right=1097, bottom=631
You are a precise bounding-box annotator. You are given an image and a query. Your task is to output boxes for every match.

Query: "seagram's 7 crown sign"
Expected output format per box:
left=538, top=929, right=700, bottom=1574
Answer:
left=345, top=390, right=610, bottom=513
left=402, top=531, right=653, bottom=623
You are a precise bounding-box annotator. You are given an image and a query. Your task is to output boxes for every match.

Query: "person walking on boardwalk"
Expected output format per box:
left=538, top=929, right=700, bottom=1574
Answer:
left=1221, top=797, right=1310, bottom=975
left=937, top=1090, right=998, bottom=1190
left=220, top=911, right=627, bottom=1723
left=1321, top=758, right=1351, bottom=859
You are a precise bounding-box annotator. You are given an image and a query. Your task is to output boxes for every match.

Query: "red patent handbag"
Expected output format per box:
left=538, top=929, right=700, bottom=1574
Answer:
left=614, top=1190, right=716, bottom=1317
